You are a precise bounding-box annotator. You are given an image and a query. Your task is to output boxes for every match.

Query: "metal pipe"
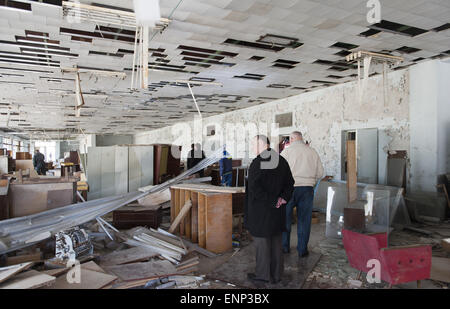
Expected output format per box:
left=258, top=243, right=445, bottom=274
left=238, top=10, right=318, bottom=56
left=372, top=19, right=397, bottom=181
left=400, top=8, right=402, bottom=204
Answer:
left=0, top=148, right=223, bottom=254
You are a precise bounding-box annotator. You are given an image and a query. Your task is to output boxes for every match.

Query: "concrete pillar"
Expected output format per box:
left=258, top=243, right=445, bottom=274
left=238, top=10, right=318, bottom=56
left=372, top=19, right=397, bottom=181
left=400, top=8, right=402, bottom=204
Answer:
left=409, top=59, right=450, bottom=192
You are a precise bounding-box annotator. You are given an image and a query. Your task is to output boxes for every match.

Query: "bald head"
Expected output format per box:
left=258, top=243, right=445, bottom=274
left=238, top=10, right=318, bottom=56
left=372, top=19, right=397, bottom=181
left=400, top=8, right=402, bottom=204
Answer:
left=290, top=131, right=303, bottom=143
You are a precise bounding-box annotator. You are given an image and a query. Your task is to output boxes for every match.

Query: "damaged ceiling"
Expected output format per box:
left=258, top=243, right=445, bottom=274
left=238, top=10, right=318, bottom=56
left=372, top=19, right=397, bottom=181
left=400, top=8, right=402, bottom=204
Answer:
left=0, top=0, right=449, bottom=139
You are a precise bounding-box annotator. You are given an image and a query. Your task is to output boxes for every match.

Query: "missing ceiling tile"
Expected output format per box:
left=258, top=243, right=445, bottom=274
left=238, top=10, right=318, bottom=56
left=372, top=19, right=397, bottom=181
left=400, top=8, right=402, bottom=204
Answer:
left=359, top=29, right=381, bottom=37
left=330, top=42, right=359, bottom=50
left=223, top=39, right=284, bottom=52
left=272, top=63, right=295, bottom=69
left=189, top=77, right=216, bottom=82
left=369, top=20, right=428, bottom=37
left=178, top=45, right=238, bottom=58
left=327, top=75, right=344, bottom=79
left=234, top=73, right=265, bottom=81
left=396, top=46, right=421, bottom=54
left=257, top=34, right=303, bottom=49
left=335, top=50, right=352, bottom=57
left=267, top=84, right=290, bottom=89
left=181, top=51, right=224, bottom=60
left=433, top=23, right=450, bottom=32
left=89, top=50, right=124, bottom=58
left=0, top=0, right=31, bottom=11
left=249, top=56, right=265, bottom=61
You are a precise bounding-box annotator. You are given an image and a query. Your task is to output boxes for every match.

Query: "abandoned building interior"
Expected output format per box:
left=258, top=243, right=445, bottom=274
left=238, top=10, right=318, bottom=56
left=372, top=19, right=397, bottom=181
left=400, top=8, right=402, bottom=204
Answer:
left=0, top=0, right=449, bottom=291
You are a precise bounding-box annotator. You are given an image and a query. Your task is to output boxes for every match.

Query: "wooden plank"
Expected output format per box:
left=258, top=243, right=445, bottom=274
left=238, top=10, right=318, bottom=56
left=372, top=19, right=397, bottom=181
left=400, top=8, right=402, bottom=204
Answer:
left=170, top=188, right=176, bottom=222
left=181, top=238, right=218, bottom=258
left=205, top=193, right=233, bottom=254
left=42, top=268, right=70, bottom=277
left=81, top=261, right=106, bottom=274
left=168, top=200, right=192, bottom=234
left=47, top=268, right=117, bottom=289
left=6, top=252, right=42, bottom=266
left=191, top=191, right=199, bottom=243
left=104, top=260, right=176, bottom=281
left=176, top=257, right=199, bottom=268
left=174, top=188, right=181, bottom=234
left=179, top=189, right=185, bottom=236
left=184, top=190, right=191, bottom=239
left=170, top=183, right=244, bottom=194
left=137, top=188, right=170, bottom=206
left=0, top=270, right=55, bottom=289
left=0, top=262, right=33, bottom=284
left=346, top=140, right=357, bottom=203
left=147, top=229, right=185, bottom=249
left=99, top=246, right=159, bottom=267
left=198, top=193, right=206, bottom=248
left=176, top=260, right=199, bottom=271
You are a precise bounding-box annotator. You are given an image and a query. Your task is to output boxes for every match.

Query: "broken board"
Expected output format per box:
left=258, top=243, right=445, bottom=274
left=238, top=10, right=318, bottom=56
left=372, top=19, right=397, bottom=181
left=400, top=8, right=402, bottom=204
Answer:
left=81, top=261, right=106, bottom=274
left=99, top=246, right=159, bottom=267
left=104, top=260, right=176, bottom=281
left=47, top=268, right=117, bottom=289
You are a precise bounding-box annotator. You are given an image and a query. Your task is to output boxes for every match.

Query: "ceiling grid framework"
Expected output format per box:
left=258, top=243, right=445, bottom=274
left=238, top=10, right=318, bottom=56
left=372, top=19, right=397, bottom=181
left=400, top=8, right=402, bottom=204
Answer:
left=0, top=0, right=448, bottom=139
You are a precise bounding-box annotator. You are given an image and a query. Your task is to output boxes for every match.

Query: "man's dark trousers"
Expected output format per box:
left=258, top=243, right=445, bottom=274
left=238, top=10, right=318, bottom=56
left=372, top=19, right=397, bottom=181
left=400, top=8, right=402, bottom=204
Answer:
left=282, top=186, right=314, bottom=255
left=253, top=233, right=283, bottom=282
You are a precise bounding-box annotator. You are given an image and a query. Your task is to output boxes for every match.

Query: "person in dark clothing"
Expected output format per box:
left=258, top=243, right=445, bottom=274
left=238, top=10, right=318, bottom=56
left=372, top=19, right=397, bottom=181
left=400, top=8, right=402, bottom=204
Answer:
left=186, top=143, right=206, bottom=177
left=244, top=135, right=295, bottom=286
left=32, top=149, right=46, bottom=175
left=219, top=148, right=233, bottom=187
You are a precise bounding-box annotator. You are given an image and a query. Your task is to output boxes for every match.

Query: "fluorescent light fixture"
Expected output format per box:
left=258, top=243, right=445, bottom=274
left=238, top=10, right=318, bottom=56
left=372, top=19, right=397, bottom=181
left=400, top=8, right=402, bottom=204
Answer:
left=133, top=0, right=161, bottom=27
left=175, top=80, right=223, bottom=87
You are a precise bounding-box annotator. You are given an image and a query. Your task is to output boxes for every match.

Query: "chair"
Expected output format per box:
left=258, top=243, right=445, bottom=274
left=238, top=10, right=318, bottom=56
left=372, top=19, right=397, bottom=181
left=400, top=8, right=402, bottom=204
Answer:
left=342, top=229, right=431, bottom=287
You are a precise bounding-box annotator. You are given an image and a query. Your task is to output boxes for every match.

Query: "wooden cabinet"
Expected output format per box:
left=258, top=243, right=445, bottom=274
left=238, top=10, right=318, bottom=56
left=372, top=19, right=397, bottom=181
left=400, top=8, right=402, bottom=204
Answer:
left=170, top=184, right=244, bottom=254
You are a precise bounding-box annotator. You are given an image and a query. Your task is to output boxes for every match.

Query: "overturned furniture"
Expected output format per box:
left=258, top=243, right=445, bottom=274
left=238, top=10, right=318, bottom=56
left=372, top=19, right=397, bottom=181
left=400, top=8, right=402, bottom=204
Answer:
left=169, top=184, right=245, bottom=254
left=342, top=229, right=432, bottom=287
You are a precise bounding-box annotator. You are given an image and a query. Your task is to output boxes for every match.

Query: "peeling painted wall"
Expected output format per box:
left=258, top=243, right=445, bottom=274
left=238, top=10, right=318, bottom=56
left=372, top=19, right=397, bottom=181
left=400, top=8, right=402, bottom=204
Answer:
left=135, top=68, right=410, bottom=184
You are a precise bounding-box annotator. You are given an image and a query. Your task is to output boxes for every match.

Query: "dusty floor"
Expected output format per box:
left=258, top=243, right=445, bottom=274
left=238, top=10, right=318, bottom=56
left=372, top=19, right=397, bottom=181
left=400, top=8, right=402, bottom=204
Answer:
left=191, top=213, right=450, bottom=289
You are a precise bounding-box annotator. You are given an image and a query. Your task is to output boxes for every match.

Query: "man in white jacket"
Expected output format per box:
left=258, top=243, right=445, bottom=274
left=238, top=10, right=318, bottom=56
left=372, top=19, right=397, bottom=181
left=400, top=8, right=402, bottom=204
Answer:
left=281, top=131, right=324, bottom=257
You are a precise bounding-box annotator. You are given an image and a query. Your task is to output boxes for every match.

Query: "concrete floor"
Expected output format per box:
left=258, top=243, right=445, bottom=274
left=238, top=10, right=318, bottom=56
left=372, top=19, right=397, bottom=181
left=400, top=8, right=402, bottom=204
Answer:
left=191, top=213, right=450, bottom=289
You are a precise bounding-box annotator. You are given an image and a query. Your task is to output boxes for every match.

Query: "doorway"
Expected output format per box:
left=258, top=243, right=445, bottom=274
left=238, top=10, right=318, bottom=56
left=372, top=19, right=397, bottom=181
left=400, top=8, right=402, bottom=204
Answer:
left=342, top=128, right=379, bottom=184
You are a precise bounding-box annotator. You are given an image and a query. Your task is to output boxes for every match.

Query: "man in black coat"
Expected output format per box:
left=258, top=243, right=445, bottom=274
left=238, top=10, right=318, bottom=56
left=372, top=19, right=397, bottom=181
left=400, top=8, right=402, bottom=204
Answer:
left=244, top=135, right=295, bottom=286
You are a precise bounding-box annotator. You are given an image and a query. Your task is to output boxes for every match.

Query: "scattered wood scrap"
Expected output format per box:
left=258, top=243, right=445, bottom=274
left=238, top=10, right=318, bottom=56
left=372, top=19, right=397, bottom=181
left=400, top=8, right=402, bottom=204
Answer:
left=0, top=262, right=34, bottom=284
left=176, top=257, right=199, bottom=275
left=99, top=246, right=159, bottom=267
left=124, top=227, right=188, bottom=264
left=0, top=270, right=55, bottom=289
left=47, top=268, right=117, bottom=289
left=104, top=260, right=176, bottom=281
left=6, top=252, right=42, bottom=266
left=42, top=267, right=70, bottom=277
left=81, top=261, right=107, bottom=274
left=169, top=200, right=192, bottom=234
